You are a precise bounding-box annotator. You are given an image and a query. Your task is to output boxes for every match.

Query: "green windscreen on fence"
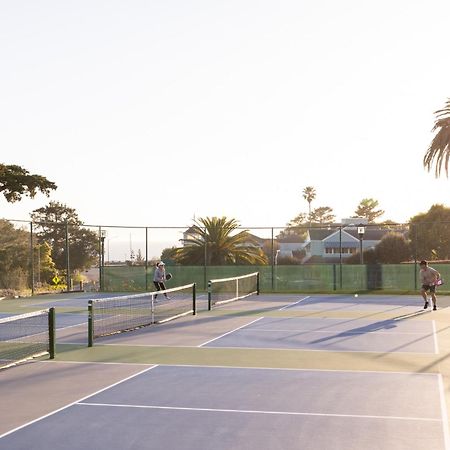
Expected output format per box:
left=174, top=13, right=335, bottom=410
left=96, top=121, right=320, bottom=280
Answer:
left=100, top=263, right=449, bottom=293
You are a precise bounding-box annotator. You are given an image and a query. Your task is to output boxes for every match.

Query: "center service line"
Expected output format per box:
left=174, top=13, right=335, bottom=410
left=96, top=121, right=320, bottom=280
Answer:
left=278, top=296, right=310, bottom=311
left=77, top=402, right=441, bottom=423
left=198, top=317, right=264, bottom=347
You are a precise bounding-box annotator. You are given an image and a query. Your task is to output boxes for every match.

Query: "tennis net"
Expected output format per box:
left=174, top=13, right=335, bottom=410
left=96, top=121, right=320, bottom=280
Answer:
left=208, top=272, right=259, bottom=310
left=0, top=308, right=55, bottom=370
left=88, top=283, right=196, bottom=345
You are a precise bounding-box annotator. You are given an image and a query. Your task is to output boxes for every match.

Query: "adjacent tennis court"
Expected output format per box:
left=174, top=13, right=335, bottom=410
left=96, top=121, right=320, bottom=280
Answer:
left=1, top=286, right=450, bottom=449
left=0, top=365, right=447, bottom=450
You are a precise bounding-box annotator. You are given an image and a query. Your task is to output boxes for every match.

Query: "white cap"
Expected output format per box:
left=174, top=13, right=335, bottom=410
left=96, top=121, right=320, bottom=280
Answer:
left=158, top=261, right=165, bottom=266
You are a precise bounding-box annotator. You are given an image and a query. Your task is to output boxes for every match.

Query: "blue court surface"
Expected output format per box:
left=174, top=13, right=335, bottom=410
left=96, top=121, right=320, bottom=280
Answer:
left=0, top=365, right=447, bottom=450
left=202, top=316, right=438, bottom=353
left=275, top=294, right=429, bottom=312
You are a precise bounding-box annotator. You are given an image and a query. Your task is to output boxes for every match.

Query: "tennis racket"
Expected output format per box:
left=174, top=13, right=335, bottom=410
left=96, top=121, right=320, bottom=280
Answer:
left=165, top=273, right=173, bottom=281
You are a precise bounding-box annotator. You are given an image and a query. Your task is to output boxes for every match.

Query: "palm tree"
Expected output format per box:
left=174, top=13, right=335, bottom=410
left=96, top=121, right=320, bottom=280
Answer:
left=302, top=186, right=316, bottom=227
left=424, top=98, right=450, bottom=177
left=174, top=216, right=268, bottom=265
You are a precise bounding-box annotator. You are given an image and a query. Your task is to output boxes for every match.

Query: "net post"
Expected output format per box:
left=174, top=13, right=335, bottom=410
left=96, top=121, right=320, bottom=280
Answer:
left=88, top=300, right=94, bottom=347
left=193, top=283, right=197, bottom=315
left=207, top=280, right=212, bottom=311
left=48, top=307, right=56, bottom=359
left=256, top=272, right=260, bottom=295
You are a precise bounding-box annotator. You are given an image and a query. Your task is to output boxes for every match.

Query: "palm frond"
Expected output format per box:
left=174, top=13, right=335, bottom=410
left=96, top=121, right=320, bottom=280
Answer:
left=424, top=99, right=450, bottom=177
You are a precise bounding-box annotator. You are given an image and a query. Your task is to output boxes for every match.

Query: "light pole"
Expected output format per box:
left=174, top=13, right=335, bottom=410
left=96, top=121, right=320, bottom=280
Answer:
left=357, top=225, right=365, bottom=264
left=275, top=249, right=280, bottom=265
left=99, top=230, right=107, bottom=290
left=274, top=250, right=280, bottom=291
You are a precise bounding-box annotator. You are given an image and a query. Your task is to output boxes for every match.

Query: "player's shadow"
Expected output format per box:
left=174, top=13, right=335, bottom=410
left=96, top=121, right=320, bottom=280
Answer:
left=308, top=309, right=427, bottom=346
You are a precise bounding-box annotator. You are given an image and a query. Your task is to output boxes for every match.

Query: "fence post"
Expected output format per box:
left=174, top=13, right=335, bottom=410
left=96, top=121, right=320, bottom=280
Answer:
left=193, top=283, right=197, bottom=315
left=271, top=228, right=274, bottom=291
left=88, top=301, right=94, bottom=347
left=65, top=220, right=71, bottom=291
left=145, top=227, right=149, bottom=291
left=333, top=264, right=336, bottom=291
left=48, top=307, right=56, bottom=359
left=256, top=272, right=260, bottom=295
left=207, top=280, right=212, bottom=311
left=30, top=222, right=35, bottom=296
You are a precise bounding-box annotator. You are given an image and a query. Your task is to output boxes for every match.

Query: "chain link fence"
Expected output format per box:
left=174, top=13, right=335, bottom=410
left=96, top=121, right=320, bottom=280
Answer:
left=1, top=219, right=449, bottom=295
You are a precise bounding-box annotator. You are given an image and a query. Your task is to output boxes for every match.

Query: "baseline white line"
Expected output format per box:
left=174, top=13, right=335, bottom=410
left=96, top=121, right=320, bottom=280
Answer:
left=438, top=374, right=450, bottom=450
left=278, top=296, right=310, bottom=311
left=432, top=320, right=439, bottom=354
left=77, top=402, right=441, bottom=423
left=0, top=365, right=159, bottom=440
left=198, top=317, right=264, bottom=347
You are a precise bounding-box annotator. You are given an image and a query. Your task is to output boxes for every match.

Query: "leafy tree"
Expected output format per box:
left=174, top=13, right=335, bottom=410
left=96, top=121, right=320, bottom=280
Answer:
left=344, top=248, right=378, bottom=264
left=303, top=186, right=316, bottom=226
left=160, top=247, right=177, bottom=264
left=423, top=98, right=450, bottom=177
left=135, top=249, right=145, bottom=265
left=375, top=232, right=411, bottom=263
left=287, top=212, right=308, bottom=228
left=355, top=198, right=384, bottom=223
left=310, top=206, right=335, bottom=224
left=346, top=232, right=411, bottom=264
left=0, top=220, right=30, bottom=289
left=0, top=164, right=57, bottom=202
left=34, top=241, right=57, bottom=284
left=409, top=204, right=450, bottom=260
left=278, top=213, right=308, bottom=240
left=30, top=202, right=98, bottom=274
left=173, top=216, right=268, bottom=265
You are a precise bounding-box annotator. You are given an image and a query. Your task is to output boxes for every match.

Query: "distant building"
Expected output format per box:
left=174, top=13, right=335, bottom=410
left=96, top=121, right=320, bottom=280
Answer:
left=277, top=235, right=307, bottom=259
left=303, top=219, right=407, bottom=263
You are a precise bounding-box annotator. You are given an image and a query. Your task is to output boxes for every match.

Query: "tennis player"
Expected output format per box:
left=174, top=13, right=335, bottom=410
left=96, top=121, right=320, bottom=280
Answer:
left=153, top=261, right=170, bottom=300
left=419, top=260, right=441, bottom=310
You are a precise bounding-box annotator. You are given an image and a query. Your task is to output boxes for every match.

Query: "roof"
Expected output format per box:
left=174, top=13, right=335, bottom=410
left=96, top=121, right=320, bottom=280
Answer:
left=278, top=236, right=305, bottom=243
left=308, top=227, right=406, bottom=242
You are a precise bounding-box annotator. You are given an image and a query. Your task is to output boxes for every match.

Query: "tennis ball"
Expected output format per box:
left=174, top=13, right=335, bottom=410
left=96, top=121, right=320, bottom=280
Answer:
left=354, top=294, right=358, bottom=298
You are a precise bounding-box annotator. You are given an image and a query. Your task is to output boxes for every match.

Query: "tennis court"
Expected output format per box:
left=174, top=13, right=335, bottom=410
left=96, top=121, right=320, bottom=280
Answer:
left=1, top=284, right=450, bottom=449
left=0, top=365, right=447, bottom=450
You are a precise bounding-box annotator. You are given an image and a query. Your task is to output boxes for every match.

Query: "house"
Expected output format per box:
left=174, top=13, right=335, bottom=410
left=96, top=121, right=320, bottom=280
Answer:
left=303, top=219, right=407, bottom=263
left=277, top=235, right=307, bottom=259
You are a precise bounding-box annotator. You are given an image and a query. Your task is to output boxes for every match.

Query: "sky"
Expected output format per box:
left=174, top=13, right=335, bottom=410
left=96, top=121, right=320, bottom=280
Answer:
left=1, top=0, right=450, bottom=236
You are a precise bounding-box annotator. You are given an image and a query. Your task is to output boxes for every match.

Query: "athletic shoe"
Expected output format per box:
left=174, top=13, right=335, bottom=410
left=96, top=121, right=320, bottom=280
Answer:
left=165, top=296, right=171, bottom=300
left=424, top=302, right=429, bottom=309
left=433, top=305, right=437, bottom=311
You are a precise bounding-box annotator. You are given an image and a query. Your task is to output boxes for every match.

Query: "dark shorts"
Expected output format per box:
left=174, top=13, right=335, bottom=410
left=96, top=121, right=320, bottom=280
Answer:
left=422, top=284, right=436, bottom=293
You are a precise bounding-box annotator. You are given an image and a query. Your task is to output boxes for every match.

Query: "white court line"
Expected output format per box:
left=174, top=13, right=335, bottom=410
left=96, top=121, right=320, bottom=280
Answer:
left=56, top=322, right=87, bottom=331
left=433, top=320, right=439, bottom=354
left=438, top=374, right=450, bottom=450
left=197, top=317, right=264, bottom=347
left=77, top=402, right=441, bottom=423
left=0, top=365, right=159, bottom=440
left=198, top=344, right=437, bottom=355
left=278, top=296, right=310, bottom=311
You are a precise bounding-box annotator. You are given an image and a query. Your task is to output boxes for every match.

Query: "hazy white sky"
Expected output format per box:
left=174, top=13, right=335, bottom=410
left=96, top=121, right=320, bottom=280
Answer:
left=1, top=0, right=450, bottom=229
